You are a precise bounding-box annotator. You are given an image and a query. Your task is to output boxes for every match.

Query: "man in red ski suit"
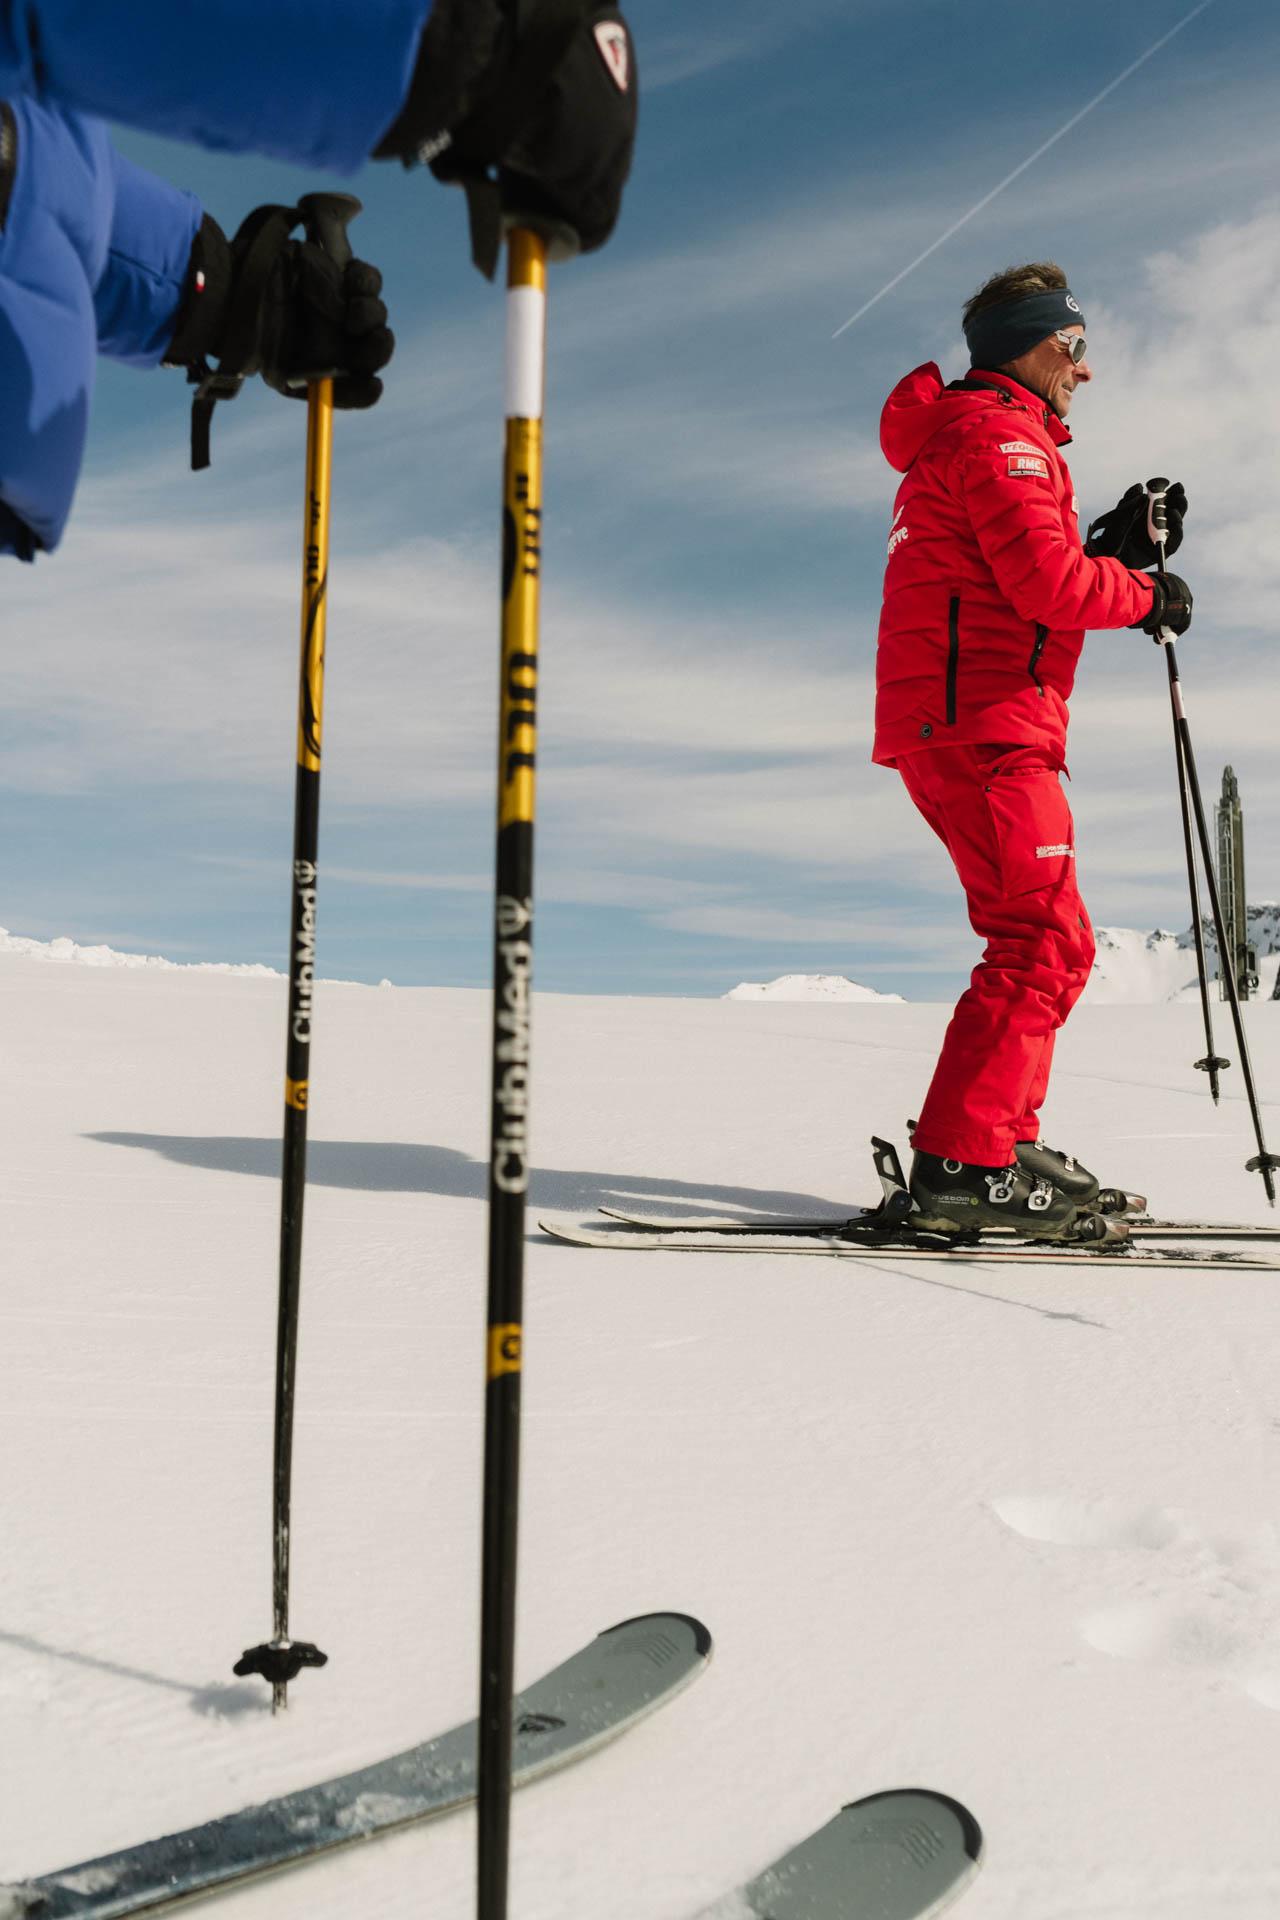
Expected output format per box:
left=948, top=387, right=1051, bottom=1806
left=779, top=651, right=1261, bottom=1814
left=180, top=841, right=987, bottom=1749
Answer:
left=873, top=262, right=1193, bottom=1239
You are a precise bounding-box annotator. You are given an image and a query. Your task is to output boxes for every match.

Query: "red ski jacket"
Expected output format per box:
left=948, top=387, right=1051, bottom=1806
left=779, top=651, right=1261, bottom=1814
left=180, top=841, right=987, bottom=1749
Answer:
left=872, top=364, right=1155, bottom=767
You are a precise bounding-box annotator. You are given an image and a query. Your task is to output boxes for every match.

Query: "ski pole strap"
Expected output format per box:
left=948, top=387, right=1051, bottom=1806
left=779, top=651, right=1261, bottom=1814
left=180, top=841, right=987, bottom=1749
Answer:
left=186, top=360, right=245, bottom=472
left=184, top=204, right=299, bottom=471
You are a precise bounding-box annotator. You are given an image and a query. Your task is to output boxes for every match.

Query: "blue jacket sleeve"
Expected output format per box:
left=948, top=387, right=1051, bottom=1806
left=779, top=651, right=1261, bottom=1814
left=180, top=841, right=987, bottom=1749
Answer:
left=0, top=96, right=110, bottom=555
left=94, top=147, right=200, bottom=366
left=0, top=1, right=431, bottom=171
left=0, top=98, right=199, bottom=557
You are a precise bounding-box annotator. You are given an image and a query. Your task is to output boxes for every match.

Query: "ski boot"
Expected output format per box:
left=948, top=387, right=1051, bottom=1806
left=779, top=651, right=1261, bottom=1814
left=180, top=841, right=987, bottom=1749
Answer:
left=909, top=1150, right=1129, bottom=1245
left=1014, top=1140, right=1146, bottom=1217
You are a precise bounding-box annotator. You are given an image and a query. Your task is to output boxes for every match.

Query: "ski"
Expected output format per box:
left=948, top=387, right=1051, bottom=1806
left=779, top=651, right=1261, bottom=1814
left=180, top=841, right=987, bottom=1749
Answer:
left=596, top=1206, right=1280, bottom=1244
left=693, top=1788, right=982, bottom=1919
left=541, top=1219, right=1280, bottom=1270
left=3, top=1612, right=711, bottom=1920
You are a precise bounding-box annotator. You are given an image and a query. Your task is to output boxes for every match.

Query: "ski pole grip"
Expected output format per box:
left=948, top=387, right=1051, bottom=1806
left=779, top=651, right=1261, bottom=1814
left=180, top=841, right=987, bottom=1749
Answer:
left=292, top=194, right=361, bottom=389
left=1146, top=476, right=1170, bottom=555
left=297, top=192, right=360, bottom=270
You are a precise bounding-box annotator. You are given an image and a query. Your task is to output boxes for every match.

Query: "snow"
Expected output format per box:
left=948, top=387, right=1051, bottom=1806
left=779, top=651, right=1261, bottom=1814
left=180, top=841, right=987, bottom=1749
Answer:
left=1087, top=926, right=1202, bottom=1004
left=725, top=973, right=903, bottom=1003
left=1089, top=909, right=1280, bottom=1005
left=0, top=925, right=375, bottom=985
left=725, top=918, right=1280, bottom=1008
left=3, top=944, right=1280, bottom=1916
left=0, top=924, right=285, bottom=976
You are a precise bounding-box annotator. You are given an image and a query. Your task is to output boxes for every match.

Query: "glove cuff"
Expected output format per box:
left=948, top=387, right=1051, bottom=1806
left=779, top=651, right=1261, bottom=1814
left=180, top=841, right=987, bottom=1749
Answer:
left=164, top=215, right=233, bottom=368
left=1129, top=574, right=1160, bottom=632
left=372, top=0, right=508, bottom=161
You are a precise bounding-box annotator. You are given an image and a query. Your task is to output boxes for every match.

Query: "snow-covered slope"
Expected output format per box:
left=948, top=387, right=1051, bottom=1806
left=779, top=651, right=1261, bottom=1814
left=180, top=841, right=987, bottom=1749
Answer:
left=0, top=923, right=283, bottom=976
left=1089, top=907, right=1280, bottom=1004
left=3, top=947, right=1280, bottom=1918
left=0, top=925, right=381, bottom=985
left=725, top=973, right=903, bottom=1003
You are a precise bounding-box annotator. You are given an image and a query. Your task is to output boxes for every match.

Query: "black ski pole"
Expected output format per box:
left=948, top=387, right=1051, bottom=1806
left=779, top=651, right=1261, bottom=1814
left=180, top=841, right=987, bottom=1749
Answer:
left=1151, top=502, right=1227, bottom=1102
left=1147, top=479, right=1278, bottom=1204
left=236, top=192, right=362, bottom=1708
left=1176, top=722, right=1230, bottom=1103
left=477, top=223, right=548, bottom=1920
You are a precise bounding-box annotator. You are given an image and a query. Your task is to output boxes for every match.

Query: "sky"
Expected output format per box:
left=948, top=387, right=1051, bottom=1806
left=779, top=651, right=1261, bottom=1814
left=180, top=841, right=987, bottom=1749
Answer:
left=4, top=0, right=1280, bottom=998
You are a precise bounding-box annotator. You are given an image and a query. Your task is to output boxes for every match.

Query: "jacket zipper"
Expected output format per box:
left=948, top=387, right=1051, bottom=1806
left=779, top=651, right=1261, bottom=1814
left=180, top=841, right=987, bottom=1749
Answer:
left=1027, top=623, right=1047, bottom=696
left=946, top=595, right=960, bottom=726
left=0, top=104, right=15, bottom=234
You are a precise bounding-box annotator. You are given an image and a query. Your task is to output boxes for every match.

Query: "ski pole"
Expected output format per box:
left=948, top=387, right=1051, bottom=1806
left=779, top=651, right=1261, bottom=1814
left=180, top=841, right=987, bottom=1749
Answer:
left=477, top=224, right=548, bottom=1920
left=1147, top=479, right=1278, bottom=1205
left=1175, top=716, right=1229, bottom=1104
left=1148, top=481, right=1227, bottom=1103
left=236, top=192, right=362, bottom=1708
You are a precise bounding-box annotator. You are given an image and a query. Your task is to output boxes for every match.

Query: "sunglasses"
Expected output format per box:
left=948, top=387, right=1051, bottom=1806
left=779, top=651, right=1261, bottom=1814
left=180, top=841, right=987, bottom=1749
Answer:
left=1054, top=330, right=1088, bottom=365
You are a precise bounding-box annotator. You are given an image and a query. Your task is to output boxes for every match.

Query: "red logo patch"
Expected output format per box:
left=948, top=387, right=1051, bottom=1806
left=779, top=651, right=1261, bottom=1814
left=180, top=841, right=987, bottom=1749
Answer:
left=594, top=22, right=631, bottom=93
left=1007, top=454, right=1049, bottom=480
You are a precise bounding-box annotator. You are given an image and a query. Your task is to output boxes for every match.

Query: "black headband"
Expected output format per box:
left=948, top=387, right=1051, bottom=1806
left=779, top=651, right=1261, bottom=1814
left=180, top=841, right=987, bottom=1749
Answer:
left=963, top=288, right=1085, bottom=368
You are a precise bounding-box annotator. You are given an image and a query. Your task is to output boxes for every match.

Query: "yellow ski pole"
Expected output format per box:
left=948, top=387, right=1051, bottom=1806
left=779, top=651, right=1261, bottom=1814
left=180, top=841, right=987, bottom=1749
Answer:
left=477, top=223, right=548, bottom=1919
left=236, top=192, right=362, bottom=1711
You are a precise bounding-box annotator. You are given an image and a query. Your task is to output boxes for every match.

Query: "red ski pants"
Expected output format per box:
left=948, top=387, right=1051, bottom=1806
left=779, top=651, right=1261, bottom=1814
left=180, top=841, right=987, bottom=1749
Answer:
left=898, top=743, right=1095, bottom=1167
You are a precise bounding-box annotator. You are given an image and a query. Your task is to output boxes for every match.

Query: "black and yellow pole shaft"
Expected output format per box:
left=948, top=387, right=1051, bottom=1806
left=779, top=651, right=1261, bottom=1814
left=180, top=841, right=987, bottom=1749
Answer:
left=236, top=193, right=361, bottom=1711
left=478, top=226, right=547, bottom=1920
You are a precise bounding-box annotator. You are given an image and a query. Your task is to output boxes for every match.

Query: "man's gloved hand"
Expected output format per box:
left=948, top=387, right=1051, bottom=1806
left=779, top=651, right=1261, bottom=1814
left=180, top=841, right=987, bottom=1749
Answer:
left=1086, top=481, right=1186, bottom=567
left=167, top=209, right=394, bottom=408
left=374, top=0, right=637, bottom=277
left=1131, top=571, right=1194, bottom=638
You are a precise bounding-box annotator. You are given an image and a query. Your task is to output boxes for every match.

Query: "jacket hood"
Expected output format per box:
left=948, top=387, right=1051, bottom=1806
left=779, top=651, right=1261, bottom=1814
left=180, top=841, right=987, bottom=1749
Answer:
left=879, top=362, right=1070, bottom=473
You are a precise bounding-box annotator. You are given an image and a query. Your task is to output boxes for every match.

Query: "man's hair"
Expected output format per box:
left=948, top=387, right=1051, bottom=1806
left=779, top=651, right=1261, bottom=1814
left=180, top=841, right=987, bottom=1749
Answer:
left=962, top=262, right=1067, bottom=326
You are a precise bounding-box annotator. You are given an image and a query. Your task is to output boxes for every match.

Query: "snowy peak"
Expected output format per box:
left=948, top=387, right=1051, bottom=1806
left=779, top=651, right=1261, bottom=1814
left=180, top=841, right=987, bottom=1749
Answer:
left=1240, top=903, right=1280, bottom=954
left=0, top=925, right=282, bottom=976
left=725, top=973, right=904, bottom=1003
left=1089, top=912, right=1280, bottom=1004
left=0, top=926, right=384, bottom=985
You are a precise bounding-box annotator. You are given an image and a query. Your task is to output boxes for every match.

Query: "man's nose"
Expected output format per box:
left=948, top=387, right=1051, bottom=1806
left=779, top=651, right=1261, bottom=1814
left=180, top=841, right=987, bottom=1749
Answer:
left=1074, top=358, right=1093, bottom=382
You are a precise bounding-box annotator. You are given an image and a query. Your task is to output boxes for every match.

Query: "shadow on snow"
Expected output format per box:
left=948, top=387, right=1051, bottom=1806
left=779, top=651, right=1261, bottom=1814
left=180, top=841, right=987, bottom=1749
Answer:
left=86, top=1132, right=846, bottom=1218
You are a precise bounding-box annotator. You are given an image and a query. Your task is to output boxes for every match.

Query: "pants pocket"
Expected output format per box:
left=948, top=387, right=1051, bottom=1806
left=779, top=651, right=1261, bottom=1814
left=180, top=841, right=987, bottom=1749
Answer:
left=981, top=763, right=1076, bottom=898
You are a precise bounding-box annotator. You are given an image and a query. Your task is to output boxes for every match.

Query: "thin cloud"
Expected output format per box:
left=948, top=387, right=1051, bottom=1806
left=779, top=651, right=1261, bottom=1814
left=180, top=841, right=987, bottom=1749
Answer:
left=832, top=0, right=1221, bottom=338
left=642, top=1, right=867, bottom=90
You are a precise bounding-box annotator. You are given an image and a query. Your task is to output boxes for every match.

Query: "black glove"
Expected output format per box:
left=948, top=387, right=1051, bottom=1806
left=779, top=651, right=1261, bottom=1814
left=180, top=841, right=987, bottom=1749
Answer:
left=374, top=0, right=637, bottom=278
left=1086, top=481, right=1186, bottom=567
left=1131, top=572, right=1193, bottom=638
left=167, top=205, right=394, bottom=467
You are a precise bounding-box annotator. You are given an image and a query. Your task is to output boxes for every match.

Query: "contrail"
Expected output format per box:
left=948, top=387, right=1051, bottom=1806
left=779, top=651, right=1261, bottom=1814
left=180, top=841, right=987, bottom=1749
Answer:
left=832, top=0, right=1218, bottom=341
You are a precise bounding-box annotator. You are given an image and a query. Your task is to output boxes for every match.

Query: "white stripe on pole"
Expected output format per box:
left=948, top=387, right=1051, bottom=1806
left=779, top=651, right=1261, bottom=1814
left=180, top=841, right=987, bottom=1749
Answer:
left=505, top=286, right=546, bottom=421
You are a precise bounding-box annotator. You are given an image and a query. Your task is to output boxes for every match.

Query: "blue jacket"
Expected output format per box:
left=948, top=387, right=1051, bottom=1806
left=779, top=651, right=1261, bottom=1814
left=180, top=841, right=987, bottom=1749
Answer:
left=0, top=1, right=430, bottom=558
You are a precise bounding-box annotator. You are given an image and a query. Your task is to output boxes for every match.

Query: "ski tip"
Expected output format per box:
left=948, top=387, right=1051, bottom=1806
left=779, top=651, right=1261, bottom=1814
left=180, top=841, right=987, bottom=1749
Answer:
left=538, top=1218, right=598, bottom=1245
left=601, top=1612, right=714, bottom=1660
left=837, top=1787, right=984, bottom=1863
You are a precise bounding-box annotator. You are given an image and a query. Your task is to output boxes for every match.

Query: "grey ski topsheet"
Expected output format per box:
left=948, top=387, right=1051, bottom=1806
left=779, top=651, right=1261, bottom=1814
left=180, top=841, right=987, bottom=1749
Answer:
left=541, top=1221, right=1280, bottom=1271
left=596, top=1207, right=1280, bottom=1243
left=3, top=1612, right=711, bottom=1920
left=695, top=1789, right=982, bottom=1920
